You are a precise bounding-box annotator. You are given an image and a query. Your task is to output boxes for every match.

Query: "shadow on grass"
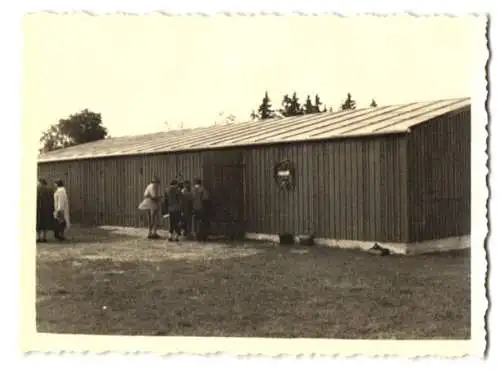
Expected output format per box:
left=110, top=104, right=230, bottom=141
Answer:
left=37, top=225, right=135, bottom=245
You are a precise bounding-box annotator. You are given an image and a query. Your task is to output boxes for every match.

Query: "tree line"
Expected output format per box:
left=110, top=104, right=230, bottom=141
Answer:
left=251, top=91, right=378, bottom=120
left=39, top=92, right=379, bottom=153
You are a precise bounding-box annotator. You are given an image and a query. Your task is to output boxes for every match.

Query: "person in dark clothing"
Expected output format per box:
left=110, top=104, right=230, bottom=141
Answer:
left=36, top=178, right=54, bottom=242
left=192, top=178, right=210, bottom=241
left=166, top=180, right=182, bottom=241
left=180, top=180, right=193, bottom=237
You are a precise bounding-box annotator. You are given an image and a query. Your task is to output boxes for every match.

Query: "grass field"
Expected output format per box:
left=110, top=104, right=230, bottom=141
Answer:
left=36, top=226, right=471, bottom=339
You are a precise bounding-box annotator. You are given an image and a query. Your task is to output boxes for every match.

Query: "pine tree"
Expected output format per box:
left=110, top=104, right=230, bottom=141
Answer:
left=289, top=92, right=303, bottom=116
left=258, top=91, right=273, bottom=119
left=280, top=92, right=303, bottom=117
left=341, top=93, right=357, bottom=110
left=313, top=94, right=323, bottom=113
left=304, top=95, right=314, bottom=114
left=280, top=94, right=291, bottom=117
left=370, top=99, right=378, bottom=108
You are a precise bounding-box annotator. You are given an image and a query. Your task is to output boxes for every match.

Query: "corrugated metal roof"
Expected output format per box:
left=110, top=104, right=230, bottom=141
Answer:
left=38, top=97, right=470, bottom=163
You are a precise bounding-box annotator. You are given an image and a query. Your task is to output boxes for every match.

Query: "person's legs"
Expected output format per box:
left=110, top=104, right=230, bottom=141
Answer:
left=168, top=211, right=181, bottom=241
left=194, top=209, right=208, bottom=241
left=179, top=213, right=187, bottom=235
left=156, top=208, right=163, bottom=234
left=199, top=209, right=208, bottom=241
left=53, top=227, right=59, bottom=239
left=151, top=208, right=161, bottom=238
left=54, top=226, right=65, bottom=241
left=53, top=219, right=62, bottom=240
left=168, top=211, right=175, bottom=240
left=58, top=220, right=67, bottom=240
left=41, top=230, right=47, bottom=242
left=168, top=213, right=174, bottom=234
left=174, top=211, right=182, bottom=237
left=184, top=212, right=192, bottom=237
left=193, top=210, right=201, bottom=240
left=147, top=210, right=153, bottom=238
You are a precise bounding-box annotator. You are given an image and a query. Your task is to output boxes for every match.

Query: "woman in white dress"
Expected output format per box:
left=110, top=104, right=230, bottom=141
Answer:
left=138, top=176, right=162, bottom=239
left=53, top=179, right=71, bottom=240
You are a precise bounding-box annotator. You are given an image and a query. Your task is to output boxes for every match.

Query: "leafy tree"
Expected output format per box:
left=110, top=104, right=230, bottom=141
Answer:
left=341, top=93, right=357, bottom=110
left=257, top=91, right=274, bottom=120
left=40, top=109, right=108, bottom=153
left=370, top=99, right=378, bottom=108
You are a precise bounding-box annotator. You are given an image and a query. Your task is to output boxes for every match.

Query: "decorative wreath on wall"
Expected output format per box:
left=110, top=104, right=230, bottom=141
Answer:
left=274, top=160, right=295, bottom=191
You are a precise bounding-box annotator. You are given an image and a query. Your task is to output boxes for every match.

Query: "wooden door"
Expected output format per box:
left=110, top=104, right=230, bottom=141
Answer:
left=202, top=151, right=246, bottom=239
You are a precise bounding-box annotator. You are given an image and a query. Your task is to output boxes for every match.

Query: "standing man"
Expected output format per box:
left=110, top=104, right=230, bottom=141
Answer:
left=166, top=180, right=182, bottom=241
left=180, top=180, right=193, bottom=238
left=192, top=178, right=210, bottom=241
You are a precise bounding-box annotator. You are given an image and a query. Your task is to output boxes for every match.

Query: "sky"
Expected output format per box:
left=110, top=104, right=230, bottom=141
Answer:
left=22, top=14, right=486, bottom=138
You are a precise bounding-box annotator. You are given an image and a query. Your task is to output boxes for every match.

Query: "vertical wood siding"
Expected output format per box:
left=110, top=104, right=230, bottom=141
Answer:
left=38, top=151, right=203, bottom=227
left=38, top=135, right=409, bottom=242
left=243, top=135, right=408, bottom=242
left=407, top=109, right=471, bottom=242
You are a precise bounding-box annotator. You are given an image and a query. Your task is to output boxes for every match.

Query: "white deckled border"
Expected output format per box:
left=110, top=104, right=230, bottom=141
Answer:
left=17, top=11, right=488, bottom=359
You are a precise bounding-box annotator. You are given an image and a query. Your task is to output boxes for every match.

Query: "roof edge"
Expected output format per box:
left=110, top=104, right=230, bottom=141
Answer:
left=37, top=129, right=411, bottom=164
left=37, top=98, right=472, bottom=164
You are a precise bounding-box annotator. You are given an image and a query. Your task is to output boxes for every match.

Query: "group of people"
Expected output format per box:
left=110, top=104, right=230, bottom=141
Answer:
left=36, top=178, right=71, bottom=243
left=37, top=175, right=210, bottom=243
left=138, top=177, right=211, bottom=241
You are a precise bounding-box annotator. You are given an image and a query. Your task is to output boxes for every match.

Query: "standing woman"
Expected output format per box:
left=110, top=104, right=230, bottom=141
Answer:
left=138, top=176, right=162, bottom=239
left=36, top=178, right=54, bottom=242
left=53, top=179, right=71, bottom=240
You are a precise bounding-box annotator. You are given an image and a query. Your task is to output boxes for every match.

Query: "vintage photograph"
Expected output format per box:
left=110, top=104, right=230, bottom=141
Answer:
left=22, top=13, right=487, bottom=354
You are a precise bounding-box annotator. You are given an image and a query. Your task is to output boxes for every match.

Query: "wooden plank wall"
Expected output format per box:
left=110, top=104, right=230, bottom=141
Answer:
left=407, top=109, right=471, bottom=242
left=243, top=135, right=408, bottom=242
left=38, top=151, right=203, bottom=227
left=38, top=135, right=409, bottom=242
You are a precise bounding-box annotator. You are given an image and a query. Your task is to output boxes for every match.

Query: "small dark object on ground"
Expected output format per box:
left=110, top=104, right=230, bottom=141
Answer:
left=367, top=243, right=391, bottom=256
left=279, top=233, right=295, bottom=245
left=298, top=234, right=315, bottom=246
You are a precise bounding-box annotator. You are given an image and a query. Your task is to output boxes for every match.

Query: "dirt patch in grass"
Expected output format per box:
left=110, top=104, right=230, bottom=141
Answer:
left=36, top=227, right=471, bottom=339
